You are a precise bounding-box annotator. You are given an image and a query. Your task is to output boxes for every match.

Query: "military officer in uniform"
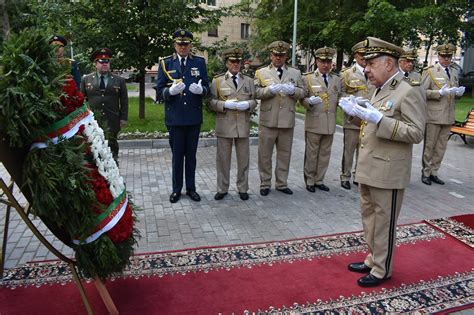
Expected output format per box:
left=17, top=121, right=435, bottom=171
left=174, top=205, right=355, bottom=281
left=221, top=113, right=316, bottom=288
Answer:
left=156, top=29, right=209, bottom=203
left=301, top=47, right=341, bottom=192
left=254, top=40, right=305, bottom=196
left=81, top=48, right=128, bottom=159
left=50, top=35, right=81, bottom=88
left=210, top=48, right=257, bottom=201
left=339, top=41, right=375, bottom=190
left=241, top=60, right=255, bottom=78
left=421, top=43, right=465, bottom=186
left=399, top=49, right=421, bottom=82
left=339, top=37, right=426, bottom=287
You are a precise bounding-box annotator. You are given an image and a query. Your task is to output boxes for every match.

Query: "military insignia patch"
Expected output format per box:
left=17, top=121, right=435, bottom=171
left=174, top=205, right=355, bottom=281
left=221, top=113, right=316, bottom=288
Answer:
left=191, top=67, right=200, bottom=77
left=380, top=100, right=393, bottom=111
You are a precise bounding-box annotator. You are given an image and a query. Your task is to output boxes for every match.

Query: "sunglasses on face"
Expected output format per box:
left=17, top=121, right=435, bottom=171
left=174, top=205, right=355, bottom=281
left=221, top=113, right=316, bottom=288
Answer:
left=97, top=59, right=110, bottom=64
left=176, top=42, right=190, bottom=47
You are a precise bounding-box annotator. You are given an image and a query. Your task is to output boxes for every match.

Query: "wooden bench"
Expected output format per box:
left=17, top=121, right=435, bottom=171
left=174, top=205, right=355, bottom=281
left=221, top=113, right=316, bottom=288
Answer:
left=449, top=108, right=474, bottom=144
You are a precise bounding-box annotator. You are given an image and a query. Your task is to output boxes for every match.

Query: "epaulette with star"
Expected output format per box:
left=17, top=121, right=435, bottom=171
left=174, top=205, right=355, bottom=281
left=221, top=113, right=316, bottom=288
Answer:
left=213, top=72, right=225, bottom=79
left=403, top=76, right=420, bottom=86
left=423, top=65, right=433, bottom=71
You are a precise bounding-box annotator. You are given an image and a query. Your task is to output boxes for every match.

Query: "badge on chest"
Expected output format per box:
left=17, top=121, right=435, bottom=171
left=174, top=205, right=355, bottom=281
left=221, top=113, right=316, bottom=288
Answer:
left=191, top=67, right=200, bottom=77
left=379, top=100, right=393, bottom=111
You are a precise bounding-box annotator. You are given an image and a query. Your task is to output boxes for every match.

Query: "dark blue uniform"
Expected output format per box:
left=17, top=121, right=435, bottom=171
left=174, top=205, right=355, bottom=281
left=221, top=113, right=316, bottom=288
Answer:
left=156, top=53, right=209, bottom=193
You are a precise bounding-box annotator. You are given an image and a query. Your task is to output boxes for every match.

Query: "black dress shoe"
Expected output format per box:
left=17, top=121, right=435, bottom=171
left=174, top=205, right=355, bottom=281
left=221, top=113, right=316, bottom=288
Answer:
left=306, top=185, right=316, bottom=193
left=239, top=192, right=249, bottom=200
left=260, top=188, right=270, bottom=196
left=348, top=262, right=371, bottom=273
left=421, top=175, right=432, bottom=185
left=276, top=187, right=293, bottom=195
left=315, top=184, right=330, bottom=192
left=214, top=192, right=227, bottom=200
left=430, top=175, right=445, bottom=185
left=186, top=190, right=201, bottom=202
left=169, top=192, right=181, bottom=203
left=357, top=273, right=390, bottom=287
left=341, top=181, right=351, bottom=190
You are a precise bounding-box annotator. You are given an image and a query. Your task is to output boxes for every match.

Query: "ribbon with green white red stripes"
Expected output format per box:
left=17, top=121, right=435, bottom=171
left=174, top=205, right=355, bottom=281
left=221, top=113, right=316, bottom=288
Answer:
left=73, top=189, right=128, bottom=245
left=30, top=103, right=93, bottom=150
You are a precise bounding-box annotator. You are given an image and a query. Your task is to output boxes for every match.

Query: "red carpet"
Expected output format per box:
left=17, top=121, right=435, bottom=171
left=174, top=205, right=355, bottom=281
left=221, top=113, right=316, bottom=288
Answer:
left=1, top=219, right=473, bottom=314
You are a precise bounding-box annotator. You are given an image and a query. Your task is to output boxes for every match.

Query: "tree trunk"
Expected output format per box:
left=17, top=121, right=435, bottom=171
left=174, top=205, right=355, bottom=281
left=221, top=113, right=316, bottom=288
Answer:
left=1, top=0, right=11, bottom=40
left=138, top=69, right=145, bottom=119
left=336, top=48, right=344, bottom=72
left=424, top=34, right=433, bottom=67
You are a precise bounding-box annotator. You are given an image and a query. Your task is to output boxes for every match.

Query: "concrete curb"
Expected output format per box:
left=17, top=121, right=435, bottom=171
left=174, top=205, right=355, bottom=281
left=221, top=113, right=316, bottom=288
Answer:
left=119, top=137, right=259, bottom=149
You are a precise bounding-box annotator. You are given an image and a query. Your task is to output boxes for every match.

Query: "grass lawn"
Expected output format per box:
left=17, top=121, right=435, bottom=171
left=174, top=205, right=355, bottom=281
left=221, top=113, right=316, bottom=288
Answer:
left=126, top=84, right=138, bottom=92
left=121, top=97, right=215, bottom=133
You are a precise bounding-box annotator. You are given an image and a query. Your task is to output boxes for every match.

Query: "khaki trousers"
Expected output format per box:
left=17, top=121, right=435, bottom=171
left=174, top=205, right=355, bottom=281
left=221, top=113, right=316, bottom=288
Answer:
left=340, top=128, right=360, bottom=182
left=422, top=123, right=451, bottom=177
left=304, top=132, right=334, bottom=185
left=359, top=184, right=405, bottom=279
left=216, top=137, right=249, bottom=193
left=258, top=125, right=294, bottom=189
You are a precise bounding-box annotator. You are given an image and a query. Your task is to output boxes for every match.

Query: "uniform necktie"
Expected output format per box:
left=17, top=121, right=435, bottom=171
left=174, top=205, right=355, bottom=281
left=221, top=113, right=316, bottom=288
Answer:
left=404, top=72, right=409, bottom=77
left=323, top=73, right=328, bottom=87
left=277, top=67, right=283, bottom=80
left=364, top=72, right=368, bottom=81
left=180, top=58, right=186, bottom=73
left=232, top=75, right=238, bottom=89
left=99, top=75, right=105, bottom=91
left=445, top=67, right=451, bottom=79
left=375, top=87, right=381, bottom=96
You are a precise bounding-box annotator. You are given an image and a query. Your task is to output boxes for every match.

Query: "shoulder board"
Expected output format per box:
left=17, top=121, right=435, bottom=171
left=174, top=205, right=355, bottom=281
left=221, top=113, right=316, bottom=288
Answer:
left=340, top=68, right=349, bottom=73
left=256, top=65, right=268, bottom=71
left=190, top=53, right=205, bottom=59
left=330, top=71, right=340, bottom=77
left=159, top=55, right=173, bottom=61
left=214, top=73, right=225, bottom=78
left=403, top=77, right=420, bottom=86
left=241, top=72, right=253, bottom=78
left=423, top=65, right=433, bottom=71
left=302, top=71, right=313, bottom=75
left=287, top=65, right=299, bottom=70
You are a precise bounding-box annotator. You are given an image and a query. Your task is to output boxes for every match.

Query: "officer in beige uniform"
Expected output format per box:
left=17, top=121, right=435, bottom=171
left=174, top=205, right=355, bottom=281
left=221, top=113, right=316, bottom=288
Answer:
left=254, top=41, right=305, bottom=196
left=340, top=41, right=375, bottom=190
left=421, top=43, right=465, bottom=185
left=301, top=47, right=341, bottom=192
left=399, top=49, right=421, bottom=82
left=210, top=48, right=257, bottom=201
left=339, top=37, right=425, bottom=287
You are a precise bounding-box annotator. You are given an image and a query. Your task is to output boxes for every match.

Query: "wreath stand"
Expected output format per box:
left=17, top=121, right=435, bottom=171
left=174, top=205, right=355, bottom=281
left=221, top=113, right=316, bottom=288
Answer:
left=0, top=141, right=118, bottom=314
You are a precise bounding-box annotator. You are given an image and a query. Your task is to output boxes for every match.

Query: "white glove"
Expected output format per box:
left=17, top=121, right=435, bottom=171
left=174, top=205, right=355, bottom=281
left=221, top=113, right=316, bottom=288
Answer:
left=308, top=96, right=322, bottom=106
left=355, top=97, right=371, bottom=107
left=338, top=96, right=357, bottom=116
left=235, top=101, right=250, bottom=111
left=439, top=84, right=457, bottom=96
left=353, top=101, right=383, bottom=124
left=189, top=79, right=203, bottom=95
left=169, top=80, right=185, bottom=96
left=268, top=83, right=282, bottom=95
left=455, top=86, right=465, bottom=97
left=281, top=83, right=295, bottom=95
left=224, top=100, right=238, bottom=110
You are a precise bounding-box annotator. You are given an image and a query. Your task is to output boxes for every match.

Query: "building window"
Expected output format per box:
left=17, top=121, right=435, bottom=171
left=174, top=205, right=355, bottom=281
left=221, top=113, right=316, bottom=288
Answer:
left=241, top=23, right=250, bottom=39
left=206, top=0, right=216, bottom=6
left=208, top=27, right=218, bottom=37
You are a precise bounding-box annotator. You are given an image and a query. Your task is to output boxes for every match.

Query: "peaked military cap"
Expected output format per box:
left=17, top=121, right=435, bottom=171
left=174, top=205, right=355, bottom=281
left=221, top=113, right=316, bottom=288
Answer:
left=315, top=47, right=336, bottom=60
left=363, top=37, right=404, bottom=60
left=268, top=41, right=290, bottom=54
left=90, top=48, right=113, bottom=62
left=435, top=43, right=456, bottom=56
left=351, top=40, right=365, bottom=54
left=222, top=47, right=243, bottom=61
left=173, top=29, right=193, bottom=44
left=49, top=35, right=67, bottom=46
left=400, top=49, right=418, bottom=61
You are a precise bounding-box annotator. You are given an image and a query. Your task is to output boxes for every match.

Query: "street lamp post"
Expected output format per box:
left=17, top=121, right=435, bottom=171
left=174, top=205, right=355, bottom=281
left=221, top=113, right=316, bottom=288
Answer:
left=291, top=0, right=297, bottom=67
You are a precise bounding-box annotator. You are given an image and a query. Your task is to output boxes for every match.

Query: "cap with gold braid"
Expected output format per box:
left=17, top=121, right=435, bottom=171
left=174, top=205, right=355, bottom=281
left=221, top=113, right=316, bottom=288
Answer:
left=49, top=35, right=67, bottom=47
left=173, top=29, right=193, bottom=44
left=90, top=48, right=113, bottom=62
left=351, top=40, right=365, bottom=54
left=315, top=47, right=336, bottom=60
left=400, top=49, right=418, bottom=61
left=268, top=40, right=290, bottom=55
left=222, top=47, right=243, bottom=62
left=435, top=43, right=456, bottom=56
left=363, top=37, right=404, bottom=60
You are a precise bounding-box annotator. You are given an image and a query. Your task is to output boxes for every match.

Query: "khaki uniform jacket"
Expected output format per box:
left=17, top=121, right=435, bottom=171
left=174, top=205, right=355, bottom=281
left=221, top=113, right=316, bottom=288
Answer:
left=254, top=64, right=305, bottom=128
left=340, top=64, right=375, bottom=129
left=80, top=72, right=128, bottom=133
left=301, top=70, right=341, bottom=135
left=355, top=73, right=426, bottom=189
left=405, top=71, right=421, bottom=82
left=209, top=72, right=257, bottom=138
left=421, top=63, right=459, bottom=125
